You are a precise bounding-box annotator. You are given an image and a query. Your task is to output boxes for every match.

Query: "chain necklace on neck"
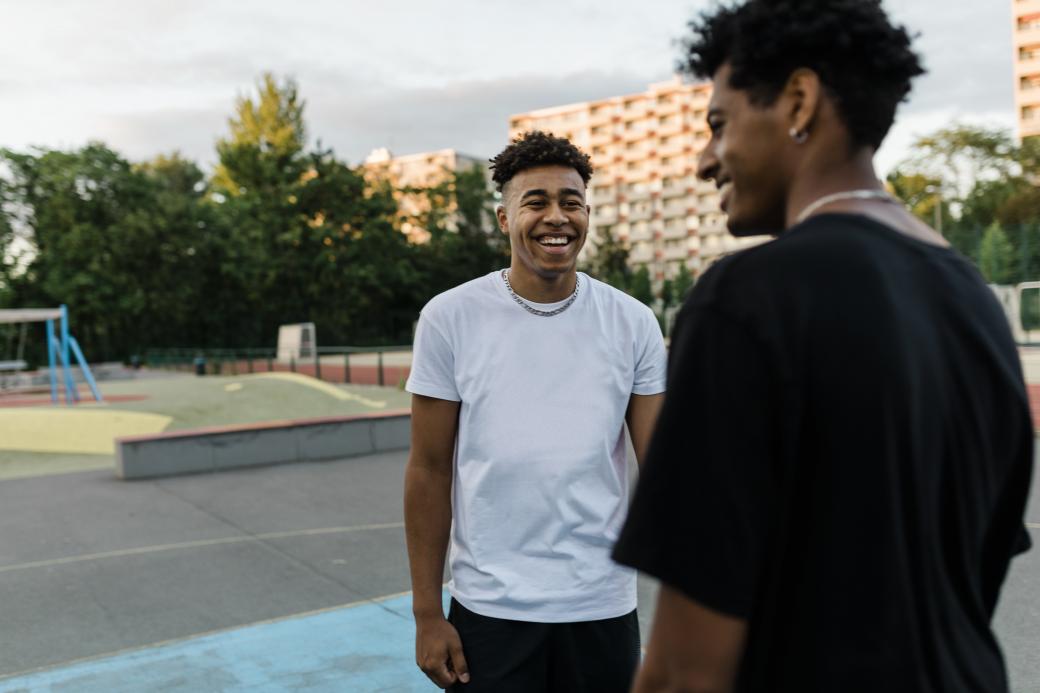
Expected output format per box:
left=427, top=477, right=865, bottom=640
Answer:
left=501, top=269, right=580, bottom=317
left=794, top=189, right=900, bottom=225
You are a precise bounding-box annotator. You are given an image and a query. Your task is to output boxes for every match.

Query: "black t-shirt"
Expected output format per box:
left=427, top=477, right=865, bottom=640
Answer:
left=614, top=214, right=1034, bottom=693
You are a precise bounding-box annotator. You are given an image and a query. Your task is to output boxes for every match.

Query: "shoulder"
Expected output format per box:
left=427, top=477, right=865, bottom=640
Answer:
left=421, top=271, right=500, bottom=323
left=583, top=273, right=657, bottom=324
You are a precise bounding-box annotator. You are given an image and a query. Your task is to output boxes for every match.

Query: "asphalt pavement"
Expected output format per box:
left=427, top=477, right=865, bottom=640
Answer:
left=0, top=447, right=1035, bottom=691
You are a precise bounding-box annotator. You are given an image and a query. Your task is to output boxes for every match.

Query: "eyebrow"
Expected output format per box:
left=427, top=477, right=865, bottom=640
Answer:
left=519, top=187, right=585, bottom=200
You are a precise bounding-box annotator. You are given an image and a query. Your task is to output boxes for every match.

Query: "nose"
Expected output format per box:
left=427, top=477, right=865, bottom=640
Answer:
left=697, top=140, right=719, bottom=183
left=544, top=201, right=567, bottom=226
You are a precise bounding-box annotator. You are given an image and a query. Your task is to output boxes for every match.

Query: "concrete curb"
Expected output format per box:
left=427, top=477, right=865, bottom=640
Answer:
left=115, top=410, right=411, bottom=480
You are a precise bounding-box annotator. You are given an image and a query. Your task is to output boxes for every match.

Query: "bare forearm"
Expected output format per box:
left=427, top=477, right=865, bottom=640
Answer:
left=630, top=586, right=744, bottom=693
left=404, top=461, right=453, bottom=618
left=631, top=664, right=734, bottom=693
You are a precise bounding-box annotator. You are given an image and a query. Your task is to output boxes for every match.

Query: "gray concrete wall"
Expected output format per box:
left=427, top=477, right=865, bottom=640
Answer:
left=115, top=412, right=410, bottom=480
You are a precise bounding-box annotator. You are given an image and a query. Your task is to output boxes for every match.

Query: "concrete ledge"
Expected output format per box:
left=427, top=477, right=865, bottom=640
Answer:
left=115, top=410, right=411, bottom=480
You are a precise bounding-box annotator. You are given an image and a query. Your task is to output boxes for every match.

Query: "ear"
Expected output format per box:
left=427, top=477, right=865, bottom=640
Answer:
left=496, top=204, right=509, bottom=235
left=782, top=68, right=822, bottom=139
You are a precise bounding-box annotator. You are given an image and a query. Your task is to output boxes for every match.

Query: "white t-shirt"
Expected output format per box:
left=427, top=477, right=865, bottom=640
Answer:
left=406, top=270, right=667, bottom=622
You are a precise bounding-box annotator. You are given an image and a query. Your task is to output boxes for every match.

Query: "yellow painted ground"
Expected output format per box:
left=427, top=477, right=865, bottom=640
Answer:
left=0, top=409, right=172, bottom=454
left=246, top=372, right=387, bottom=409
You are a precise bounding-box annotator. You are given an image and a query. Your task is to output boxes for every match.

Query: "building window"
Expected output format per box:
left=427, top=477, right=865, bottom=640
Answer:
left=1019, top=14, right=1040, bottom=31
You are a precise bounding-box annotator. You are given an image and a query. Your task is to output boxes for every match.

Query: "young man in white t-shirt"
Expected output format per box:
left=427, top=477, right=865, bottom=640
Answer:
left=404, top=131, right=666, bottom=692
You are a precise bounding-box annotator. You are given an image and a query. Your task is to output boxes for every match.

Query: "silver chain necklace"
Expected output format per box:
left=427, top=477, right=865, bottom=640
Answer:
left=501, top=269, right=580, bottom=317
left=794, top=188, right=900, bottom=225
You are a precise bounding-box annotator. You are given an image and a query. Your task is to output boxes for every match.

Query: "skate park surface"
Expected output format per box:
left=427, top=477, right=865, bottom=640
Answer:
left=0, top=365, right=1036, bottom=692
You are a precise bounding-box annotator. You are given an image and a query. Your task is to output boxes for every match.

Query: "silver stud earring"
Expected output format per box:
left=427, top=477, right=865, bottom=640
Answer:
left=789, top=127, right=808, bottom=144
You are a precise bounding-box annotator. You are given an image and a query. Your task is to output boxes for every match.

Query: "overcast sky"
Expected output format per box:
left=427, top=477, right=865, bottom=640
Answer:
left=0, top=0, right=1016, bottom=177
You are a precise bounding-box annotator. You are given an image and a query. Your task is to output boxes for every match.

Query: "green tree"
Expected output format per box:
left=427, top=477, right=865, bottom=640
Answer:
left=210, top=73, right=314, bottom=344
left=585, top=226, right=631, bottom=291
left=886, top=170, right=951, bottom=230
left=673, top=263, right=694, bottom=301
left=629, top=265, right=654, bottom=306
left=212, top=73, right=307, bottom=198
left=889, top=124, right=1040, bottom=279
left=133, top=153, right=237, bottom=350
left=0, top=144, right=224, bottom=361
left=978, top=222, right=1015, bottom=284
left=417, top=165, right=508, bottom=293
left=295, top=147, right=420, bottom=344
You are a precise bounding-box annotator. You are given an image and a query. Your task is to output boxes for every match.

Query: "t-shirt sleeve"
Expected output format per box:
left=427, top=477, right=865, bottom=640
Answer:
left=405, top=310, right=460, bottom=402
left=1014, top=525, right=1032, bottom=556
left=613, top=304, right=775, bottom=619
left=632, top=309, right=667, bottom=395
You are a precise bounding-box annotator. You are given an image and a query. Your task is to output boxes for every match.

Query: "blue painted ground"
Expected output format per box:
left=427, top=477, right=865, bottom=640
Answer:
left=0, top=592, right=448, bottom=693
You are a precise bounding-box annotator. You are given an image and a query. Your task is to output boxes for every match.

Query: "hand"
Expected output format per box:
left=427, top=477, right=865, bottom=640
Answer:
left=415, top=614, right=470, bottom=688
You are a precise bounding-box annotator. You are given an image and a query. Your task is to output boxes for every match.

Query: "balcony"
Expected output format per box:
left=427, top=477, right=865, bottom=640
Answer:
left=662, top=224, right=689, bottom=240
left=630, top=244, right=654, bottom=264
left=664, top=245, right=689, bottom=261
left=1017, top=24, right=1040, bottom=49
left=626, top=186, right=651, bottom=202
left=1020, top=86, right=1040, bottom=107
left=628, top=207, right=653, bottom=222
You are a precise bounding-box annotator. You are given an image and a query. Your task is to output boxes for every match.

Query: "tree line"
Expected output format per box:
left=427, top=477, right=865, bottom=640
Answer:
left=887, top=124, right=1040, bottom=285
left=0, top=75, right=511, bottom=364
left=1, top=72, right=1036, bottom=365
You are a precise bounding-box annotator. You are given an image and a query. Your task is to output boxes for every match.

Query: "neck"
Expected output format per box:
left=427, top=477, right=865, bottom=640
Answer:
left=507, top=261, right=577, bottom=303
left=784, top=148, right=882, bottom=229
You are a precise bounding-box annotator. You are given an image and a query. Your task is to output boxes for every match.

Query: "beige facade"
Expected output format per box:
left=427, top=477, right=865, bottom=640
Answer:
left=1014, top=0, right=1040, bottom=140
left=508, top=77, right=763, bottom=280
left=364, top=148, right=489, bottom=243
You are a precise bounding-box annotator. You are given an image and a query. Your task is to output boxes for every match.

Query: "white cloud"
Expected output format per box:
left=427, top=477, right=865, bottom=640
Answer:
left=0, top=0, right=1016, bottom=175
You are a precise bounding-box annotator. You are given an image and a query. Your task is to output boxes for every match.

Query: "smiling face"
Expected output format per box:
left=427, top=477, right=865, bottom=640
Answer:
left=497, top=164, right=589, bottom=281
left=697, top=64, right=793, bottom=235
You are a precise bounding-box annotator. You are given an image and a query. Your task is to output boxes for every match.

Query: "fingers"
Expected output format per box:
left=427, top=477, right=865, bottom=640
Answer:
left=416, top=619, right=470, bottom=688
left=427, top=658, right=457, bottom=689
left=448, top=634, right=470, bottom=685
left=417, top=638, right=461, bottom=688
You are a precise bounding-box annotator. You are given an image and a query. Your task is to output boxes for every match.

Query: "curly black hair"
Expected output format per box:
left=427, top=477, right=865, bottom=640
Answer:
left=490, top=130, right=593, bottom=193
left=681, top=0, right=925, bottom=150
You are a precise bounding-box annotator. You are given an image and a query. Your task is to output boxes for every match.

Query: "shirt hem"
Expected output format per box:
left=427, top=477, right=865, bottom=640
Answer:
left=448, top=589, right=637, bottom=623
left=405, top=380, right=461, bottom=402
left=632, top=381, right=666, bottom=395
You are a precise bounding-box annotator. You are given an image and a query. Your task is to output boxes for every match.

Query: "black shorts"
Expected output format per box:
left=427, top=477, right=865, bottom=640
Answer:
left=446, top=598, right=640, bottom=693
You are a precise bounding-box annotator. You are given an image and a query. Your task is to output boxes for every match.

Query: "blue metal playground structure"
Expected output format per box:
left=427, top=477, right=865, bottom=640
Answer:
left=0, top=305, right=102, bottom=404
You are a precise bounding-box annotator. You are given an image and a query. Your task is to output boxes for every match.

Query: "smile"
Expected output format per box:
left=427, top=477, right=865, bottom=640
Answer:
left=537, top=235, right=573, bottom=247
left=719, top=181, right=733, bottom=210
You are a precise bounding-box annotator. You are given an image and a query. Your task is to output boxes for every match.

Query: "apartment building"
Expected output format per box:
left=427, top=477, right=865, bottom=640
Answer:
left=1014, top=0, right=1040, bottom=140
left=363, top=148, right=490, bottom=243
left=508, top=76, right=764, bottom=280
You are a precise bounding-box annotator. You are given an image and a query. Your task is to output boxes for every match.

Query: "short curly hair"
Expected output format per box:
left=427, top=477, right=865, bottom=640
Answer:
left=682, top=0, right=925, bottom=150
left=490, top=131, right=593, bottom=193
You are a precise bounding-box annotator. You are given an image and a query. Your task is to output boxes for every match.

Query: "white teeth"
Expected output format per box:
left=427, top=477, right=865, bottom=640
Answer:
left=540, top=236, right=569, bottom=246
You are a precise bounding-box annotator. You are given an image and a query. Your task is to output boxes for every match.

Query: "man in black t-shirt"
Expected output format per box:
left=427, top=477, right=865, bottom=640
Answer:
left=613, top=2, right=1034, bottom=692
